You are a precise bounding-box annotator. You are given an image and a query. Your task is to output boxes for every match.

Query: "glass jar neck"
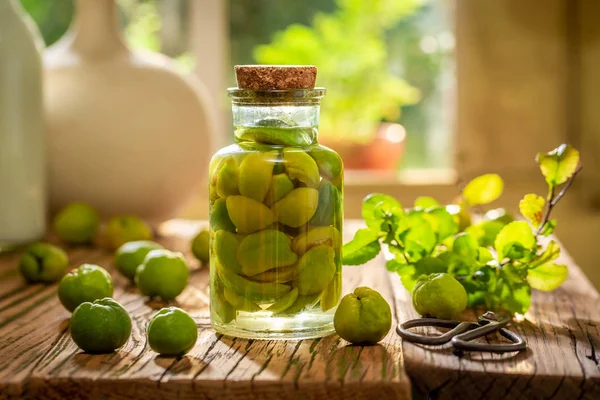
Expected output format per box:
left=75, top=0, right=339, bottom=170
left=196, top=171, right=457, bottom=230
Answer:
left=228, top=88, right=325, bottom=147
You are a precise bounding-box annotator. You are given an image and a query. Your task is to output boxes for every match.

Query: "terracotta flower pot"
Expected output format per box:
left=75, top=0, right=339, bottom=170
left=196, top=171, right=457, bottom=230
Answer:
left=43, top=0, right=215, bottom=222
left=320, top=122, right=406, bottom=171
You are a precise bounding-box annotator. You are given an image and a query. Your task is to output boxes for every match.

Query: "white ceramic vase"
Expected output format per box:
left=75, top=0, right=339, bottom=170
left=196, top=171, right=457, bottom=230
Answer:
left=0, top=0, right=46, bottom=249
left=44, top=0, right=214, bottom=222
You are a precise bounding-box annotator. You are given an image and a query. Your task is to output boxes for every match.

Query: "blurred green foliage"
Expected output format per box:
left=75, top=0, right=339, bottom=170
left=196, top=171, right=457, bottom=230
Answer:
left=19, top=0, right=194, bottom=73
left=21, top=0, right=451, bottom=167
left=20, top=0, right=73, bottom=46
left=253, top=0, right=422, bottom=143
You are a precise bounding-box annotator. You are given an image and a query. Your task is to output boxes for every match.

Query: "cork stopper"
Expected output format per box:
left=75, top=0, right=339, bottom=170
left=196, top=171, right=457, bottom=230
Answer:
left=235, top=65, right=317, bottom=90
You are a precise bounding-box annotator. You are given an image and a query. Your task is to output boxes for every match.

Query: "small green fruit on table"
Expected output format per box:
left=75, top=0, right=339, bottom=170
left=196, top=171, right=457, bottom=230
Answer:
left=147, top=307, right=198, bottom=356
left=19, top=243, right=68, bottom=283
left=115, top=240, right=164, bottom=280
left=135, top=249, right=189, bottom=301
left=412, top=273, right=467, bottom=320
left=191, top=230, right=209, bottom=264
left=58, top=264, right=114, bottom=312
left=53, top=202, right=101, bottom=244
left=334, top=287, right=392, bottom=345
left=69, top=298, right=131, bottom=354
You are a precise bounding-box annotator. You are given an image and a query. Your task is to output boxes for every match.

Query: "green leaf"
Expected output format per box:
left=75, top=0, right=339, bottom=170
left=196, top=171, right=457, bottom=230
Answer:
left=483, top=208, right=514, bottom=225
left=527, top=262, right=568, bottom=292
left=400, top=256, right=447, bottom=292
left=466, top=221, right=505, bottom=247
left=498, top=277, right=532, bottom=315
left=477, top=247, right=494, bottom=263
left=473, top=265, right=496, bottom=284
left=386, top=258, right=411, bottom=274
left=495, top=221, right=536, bottom=261
left=503, top=263, right=528, bottom=283
left=342, top=228, right=381, bottom=265
left=462, top=174, right=504, bottom=205
left=461, top=275, right=490, bottom=308
left=453, top=232, right=479, bottom=260
left=362, top=193, right=403, bottom=231
left=539, top=220, right=557, bottom=236
left=424, top=207, right=459, bottom=241
left=437, top=251, right=472, bottom=276
left=529, top=240, right=560, bottom=269
left=414, top=196, right=439, bottom=209
left=536, top=144, right=580, bottom=186
left=401, top=220, right=437, bottom=261
left=519, top=194, right=545, bottom=228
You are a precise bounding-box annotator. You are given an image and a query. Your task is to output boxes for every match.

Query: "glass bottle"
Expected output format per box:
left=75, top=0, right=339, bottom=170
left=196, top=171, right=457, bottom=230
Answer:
left=0, top=0, right=46, bottom=252
left=209, top=66, right=343, bottom=339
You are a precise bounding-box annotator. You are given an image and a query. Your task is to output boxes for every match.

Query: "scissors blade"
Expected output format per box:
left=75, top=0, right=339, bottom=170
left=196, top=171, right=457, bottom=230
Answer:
left=396, top=319, right=475, bottom=346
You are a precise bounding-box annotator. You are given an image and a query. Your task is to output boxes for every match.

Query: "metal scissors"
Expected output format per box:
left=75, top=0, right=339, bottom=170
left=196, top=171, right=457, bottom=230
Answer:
left=396, top=311, right=526, bottom=354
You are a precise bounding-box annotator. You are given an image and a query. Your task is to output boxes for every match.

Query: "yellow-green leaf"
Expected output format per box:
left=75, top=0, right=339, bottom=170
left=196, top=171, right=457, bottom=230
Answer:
left=414, top=196, right=439, bottom=209
left=462, top=174, right=504, bottom=205
left=535, top=144, right=580, bottom=186
left=494, top=221, right=536, bottom=261
left=530, top=240, right=560, bottom=268
left=519, top=194, right=545, bottom=227
left=527, top=263, right=568, bottom=292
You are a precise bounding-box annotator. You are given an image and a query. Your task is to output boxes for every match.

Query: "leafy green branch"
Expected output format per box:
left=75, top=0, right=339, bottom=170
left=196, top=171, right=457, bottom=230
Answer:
left=342, top=144, right=581, bottom=316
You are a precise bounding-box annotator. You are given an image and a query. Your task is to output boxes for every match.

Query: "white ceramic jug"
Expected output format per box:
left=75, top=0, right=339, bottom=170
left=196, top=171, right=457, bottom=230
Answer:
left=0, top=0, right=46, bottom=251
left=44, top=0, right=215, bottom=222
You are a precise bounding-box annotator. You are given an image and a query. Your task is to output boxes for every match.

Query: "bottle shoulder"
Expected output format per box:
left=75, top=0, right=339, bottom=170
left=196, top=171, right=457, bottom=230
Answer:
left=214, top=142, right=340, bottom=156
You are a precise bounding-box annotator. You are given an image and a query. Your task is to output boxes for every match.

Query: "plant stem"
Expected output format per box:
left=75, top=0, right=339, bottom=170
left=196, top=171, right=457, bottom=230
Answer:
left=536, top=164, right=582, bottom=236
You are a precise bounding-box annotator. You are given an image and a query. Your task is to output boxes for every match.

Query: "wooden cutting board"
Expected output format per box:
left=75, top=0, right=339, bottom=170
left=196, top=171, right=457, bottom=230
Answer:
left=0, top=220, right=598, bottom=400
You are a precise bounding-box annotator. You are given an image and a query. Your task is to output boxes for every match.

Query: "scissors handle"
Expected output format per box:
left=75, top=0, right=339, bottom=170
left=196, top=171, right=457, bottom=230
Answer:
left=396, top=318, right=476, bottom=345
left=452, top=323, right=527, bottom=353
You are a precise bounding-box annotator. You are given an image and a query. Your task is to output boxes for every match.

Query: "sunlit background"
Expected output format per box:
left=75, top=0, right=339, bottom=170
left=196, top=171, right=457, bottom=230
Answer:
left=19, top=0, right=600, bottom=287
left=22, top=0, right=454, bottom=172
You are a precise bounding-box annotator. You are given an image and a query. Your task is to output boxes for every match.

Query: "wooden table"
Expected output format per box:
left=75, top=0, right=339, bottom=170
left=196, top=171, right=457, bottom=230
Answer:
left=0, top=220, right=598, bottom=400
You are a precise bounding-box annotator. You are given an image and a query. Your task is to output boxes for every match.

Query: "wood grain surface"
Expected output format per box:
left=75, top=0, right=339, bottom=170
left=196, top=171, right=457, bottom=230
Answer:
left=0, top=220, right=598, bottom=400
left=0, top=221, right=409, bottom=400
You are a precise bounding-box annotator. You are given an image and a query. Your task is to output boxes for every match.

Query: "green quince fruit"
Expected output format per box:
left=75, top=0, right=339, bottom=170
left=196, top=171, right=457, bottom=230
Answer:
left=247, top=265, right=297, bottom=283
left=103, top=215, right=153, bottom=250
left=58, top=264, right=114, bottom=312
left=237, top=229, right=298, bottom=276
left=266, top=287, right=299, bottom=313
left=211, top=272, right=236, bottom=323
left=223, top=288, right=261, bottom=312
left=216, top=157, right=240, bottom=198
left=191, top=229, right=210, bottom=264
left=294, top=244, right=336, bottom=295
left=334, top=287, right=392, bottom=345
left=213, top=230, right=243, bottom=273
left=238, top=152, right=276, bottom=202
left=412, top=273, right=467, bottom=320
left=275, top=292, right=321, bottom=316
left=115, top=240, right=164, bottom=281
left=271, top=188, right=319, bottom=228
left=321, top=272, right=342, bottom=312
left=218, top=266, right=291, bottom=302
left=53, top=202, right=101, bottom=244
left=264, top=174, right=294, bottom=207
left=307, top=146, right=343, bottom=181
left=19, top=243, right=68, bottom=283
left=310, top=181, right=341, bottom=226
left=210, top=198, right=236, bottom=232
left=235, top=117, right=316, bottom=146
left=226, top=195, right=276, bottom=233
left=135, top=249, right=189, bottom=301
left=147, top=307, right=198, bottom=356
left=292, top=226, right=341, bottom=256
left=70, top=298, right=131, bottom=354
left=283, top=149, right=320, bottom=188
